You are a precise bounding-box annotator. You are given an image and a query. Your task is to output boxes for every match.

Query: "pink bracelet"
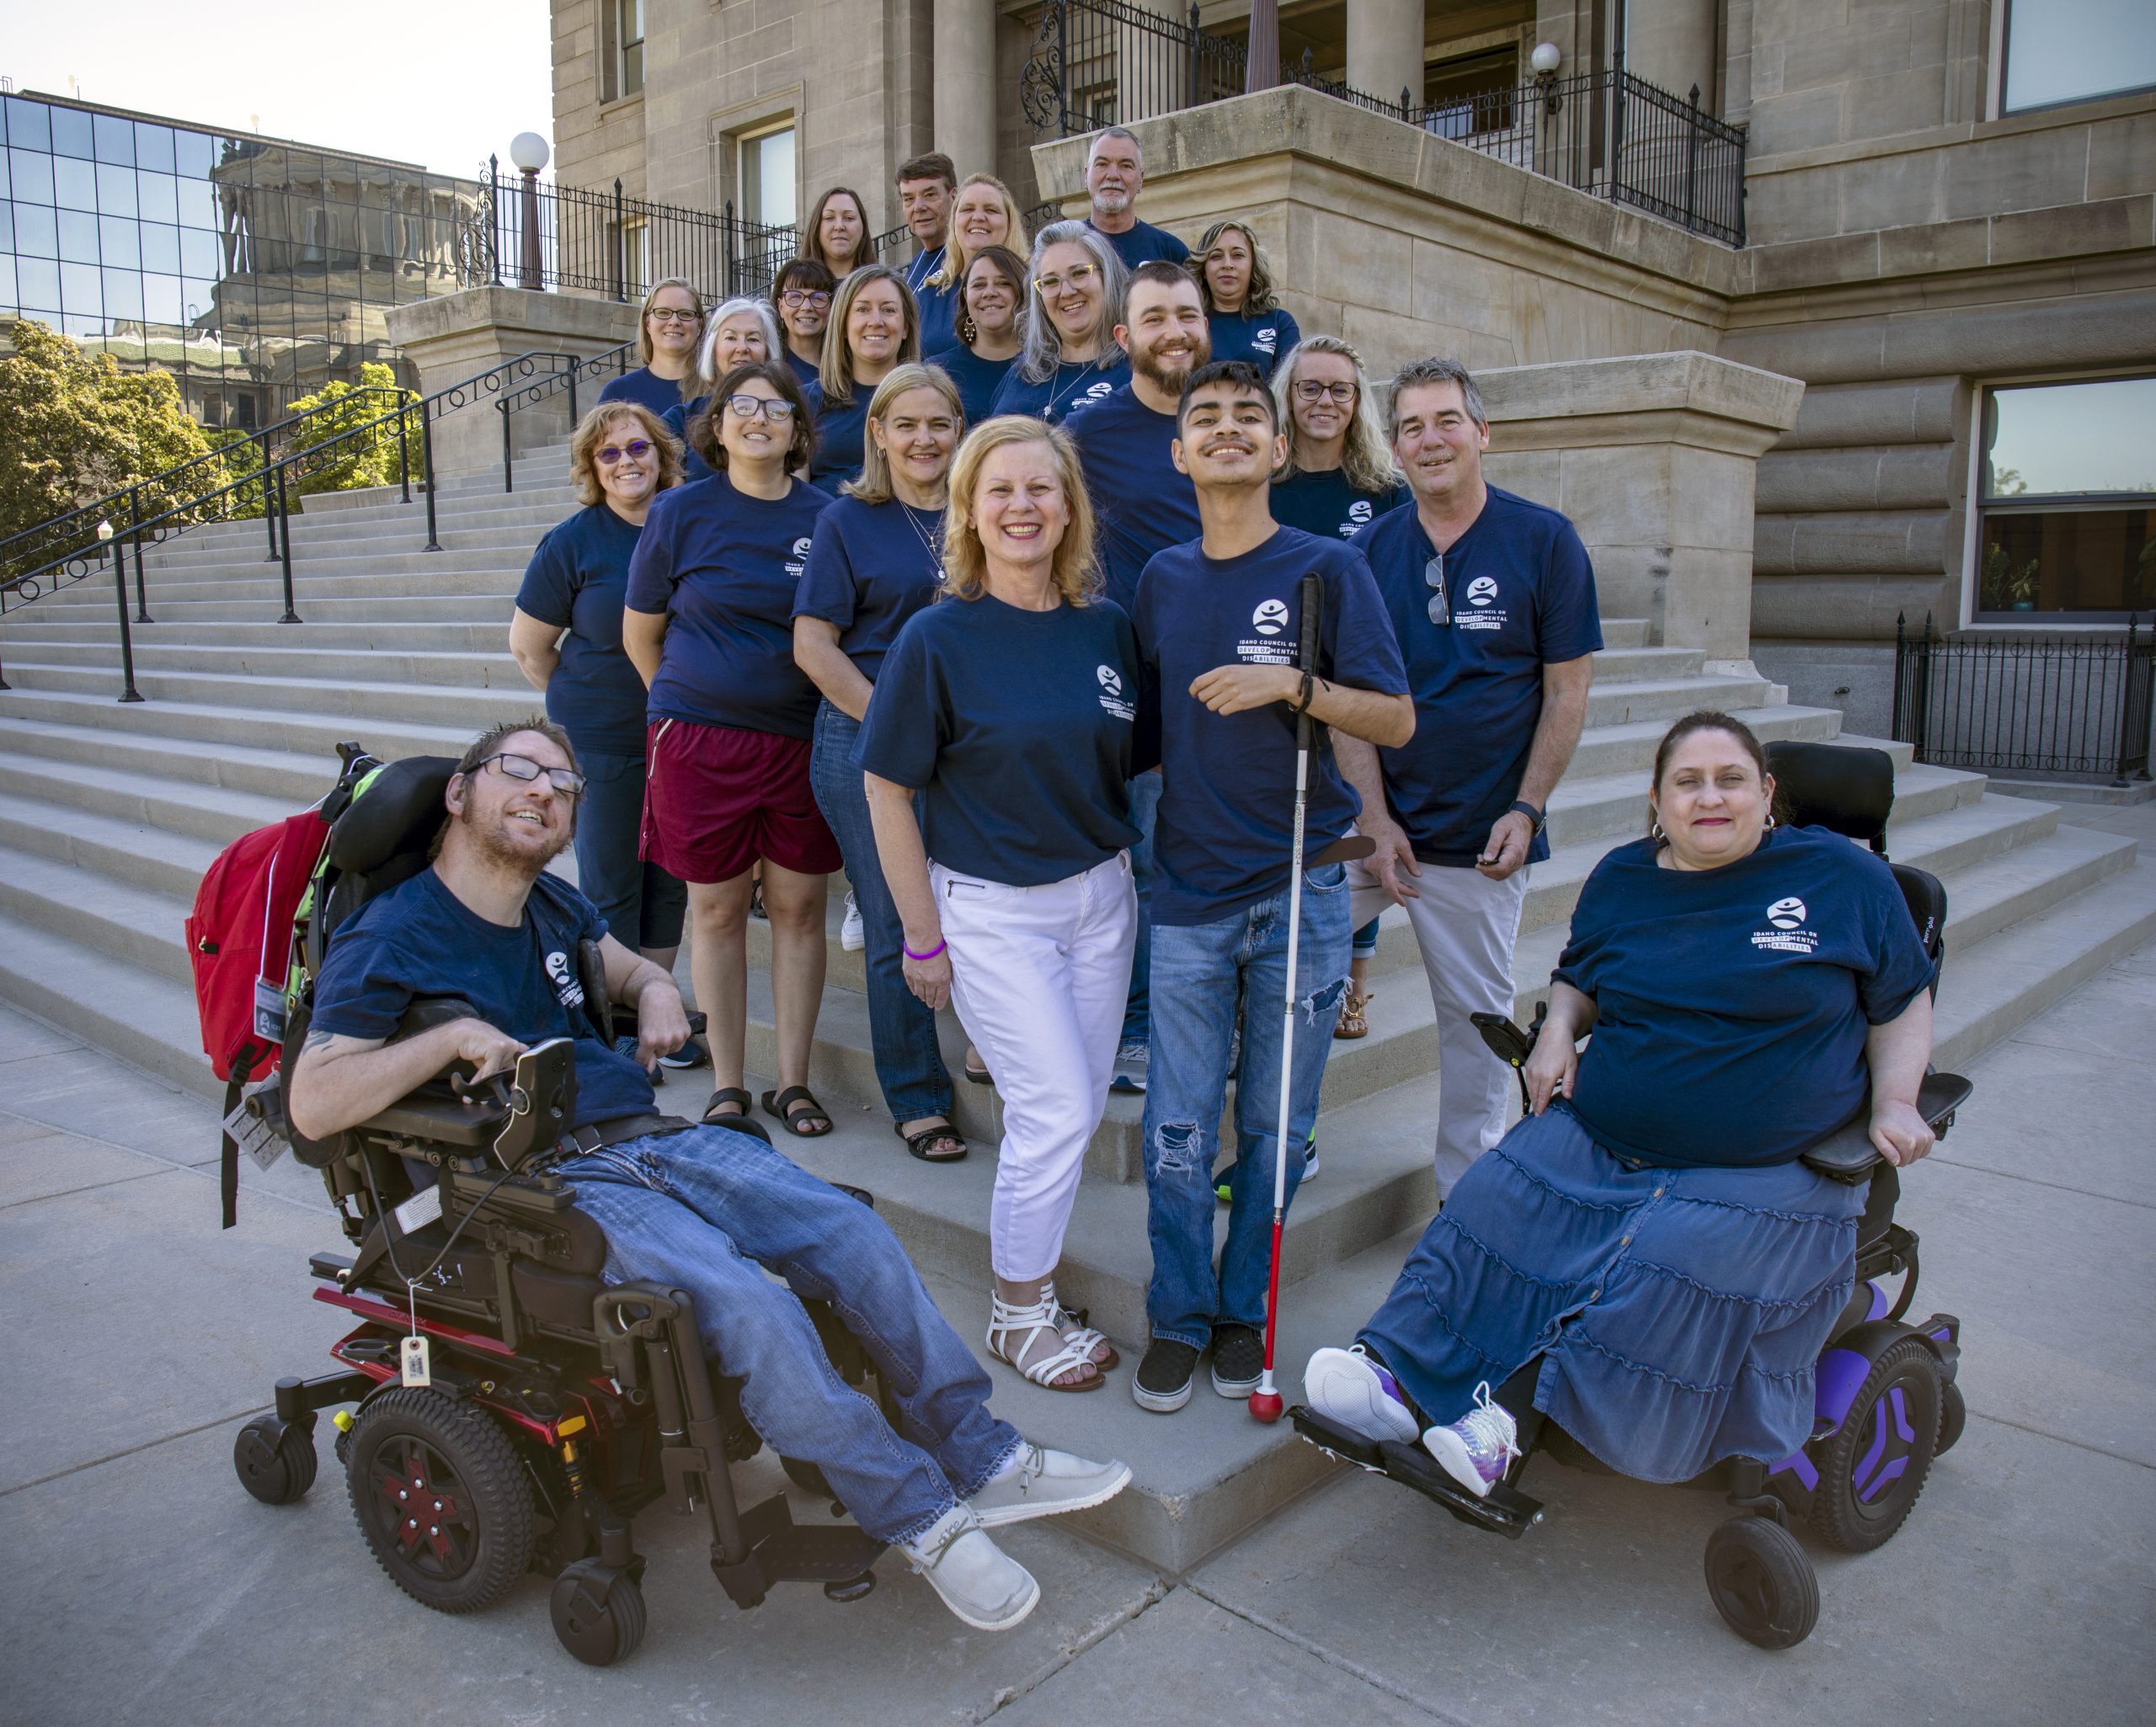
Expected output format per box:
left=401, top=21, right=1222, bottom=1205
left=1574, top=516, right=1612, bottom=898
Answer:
left=905, top=938, right=947, bottom=962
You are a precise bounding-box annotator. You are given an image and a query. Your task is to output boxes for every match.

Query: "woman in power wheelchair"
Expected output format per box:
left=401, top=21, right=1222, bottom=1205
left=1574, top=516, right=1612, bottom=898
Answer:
left=1294, top=712, right=1972, bottom=1650
left=230, top=721, right=1128, bottom=1664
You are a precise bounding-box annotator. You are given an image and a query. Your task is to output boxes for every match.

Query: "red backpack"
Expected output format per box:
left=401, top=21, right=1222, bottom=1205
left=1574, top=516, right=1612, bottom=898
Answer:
left=186, top=808, right=334, bottom=1228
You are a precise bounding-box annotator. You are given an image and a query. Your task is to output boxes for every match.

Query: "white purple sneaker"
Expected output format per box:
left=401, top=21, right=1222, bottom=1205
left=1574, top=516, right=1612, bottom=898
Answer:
left=1302, top=1346, right=1419, bottom=1446
left=1422, top=1381, right=1523, bottom=1498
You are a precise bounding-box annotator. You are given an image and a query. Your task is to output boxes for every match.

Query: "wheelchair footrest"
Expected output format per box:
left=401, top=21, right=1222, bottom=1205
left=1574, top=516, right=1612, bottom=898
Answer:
left=1290, top=1405, right=1544, bottom=1539
left=712, top=1494, right=886, bottom=1609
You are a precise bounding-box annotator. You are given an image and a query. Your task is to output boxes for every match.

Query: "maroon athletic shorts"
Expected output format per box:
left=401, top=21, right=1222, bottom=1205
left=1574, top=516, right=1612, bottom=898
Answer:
left=640, top=717, right=842, bottom=884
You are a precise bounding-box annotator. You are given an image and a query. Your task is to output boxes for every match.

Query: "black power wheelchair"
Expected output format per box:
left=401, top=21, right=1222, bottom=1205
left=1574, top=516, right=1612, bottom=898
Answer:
left=227, top=750, right=889, bottom=1666
left=1290, top=740, right=1973, bottom=1650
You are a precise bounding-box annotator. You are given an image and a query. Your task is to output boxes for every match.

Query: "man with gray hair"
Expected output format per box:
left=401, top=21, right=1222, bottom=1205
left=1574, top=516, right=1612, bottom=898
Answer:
left=1085, top=125, right=1190, bottom=269
left=1337, top=358, right=1601, bottom=1198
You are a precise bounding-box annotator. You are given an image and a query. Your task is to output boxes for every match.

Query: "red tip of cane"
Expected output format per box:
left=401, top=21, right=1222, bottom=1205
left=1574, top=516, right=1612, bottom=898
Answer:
left=1249, top=1389, right=1284, bottom=1423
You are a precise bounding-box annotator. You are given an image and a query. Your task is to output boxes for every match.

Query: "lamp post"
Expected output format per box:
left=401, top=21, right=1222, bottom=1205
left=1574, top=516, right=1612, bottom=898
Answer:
left=510, top=131, right=549, bottom=290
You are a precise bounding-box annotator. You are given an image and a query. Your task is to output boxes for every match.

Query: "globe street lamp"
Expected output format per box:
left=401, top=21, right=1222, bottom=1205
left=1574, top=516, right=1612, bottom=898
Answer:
left=510, top=131, right=550, bottom=290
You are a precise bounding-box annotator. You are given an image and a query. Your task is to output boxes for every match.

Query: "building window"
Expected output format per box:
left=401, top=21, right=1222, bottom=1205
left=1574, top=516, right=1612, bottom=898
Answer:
left=2002, top=0, right=2156, bottom=113
left=602, top=0, right=646, bottom=104
left=1977, top=376, right=2156, bottom=620
left=619, top=217, right=649, bottom=298
left=1422, top=45, right=1520, bottom=139
left=739, top=125, right=796, bottom=228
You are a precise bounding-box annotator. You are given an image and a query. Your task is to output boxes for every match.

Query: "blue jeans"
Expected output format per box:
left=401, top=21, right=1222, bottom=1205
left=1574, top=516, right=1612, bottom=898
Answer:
left=559, top=1124, right=1017, bottom=1543
left=573, top=745, right=687, bottom=951
left=1140, top=864, right=1351, bottom=1347
left=1120, top=771, right=1163, bottom=1047
left=808, top=701, right=954, bottom=1123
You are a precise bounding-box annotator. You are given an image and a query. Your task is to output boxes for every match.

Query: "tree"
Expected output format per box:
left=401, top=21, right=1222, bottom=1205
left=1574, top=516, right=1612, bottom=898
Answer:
left=0, top=319, right=221, bottom=563
left=281, top=362, right=421, bottom=498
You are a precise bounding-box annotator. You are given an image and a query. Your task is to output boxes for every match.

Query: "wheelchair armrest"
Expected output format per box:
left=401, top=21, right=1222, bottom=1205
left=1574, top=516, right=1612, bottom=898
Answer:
left=1798, top=1072, right=1977, bottom=1181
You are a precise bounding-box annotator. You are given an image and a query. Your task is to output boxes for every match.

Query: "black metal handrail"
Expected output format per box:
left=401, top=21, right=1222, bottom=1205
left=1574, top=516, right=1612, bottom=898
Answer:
left=0, top=348, right=606, bottom=701
left=1020, top=0, right=1748, bottom=246
left=1892, top=611, right=2155, bottom=786
left=493, top=340, right=638, bottom=492
left=0, top=384, right=414, bottom=598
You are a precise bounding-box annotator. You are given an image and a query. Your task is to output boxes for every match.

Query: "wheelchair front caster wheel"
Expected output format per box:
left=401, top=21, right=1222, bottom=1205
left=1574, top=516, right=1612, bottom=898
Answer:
left=1704, top=1516, right=1818, bottom=1650
left=551, top=1560, right=648, bottom=1666
left=234, top=1415, right=317, bottom=1505
left=1935, top=1378, right=1967, bottom=1456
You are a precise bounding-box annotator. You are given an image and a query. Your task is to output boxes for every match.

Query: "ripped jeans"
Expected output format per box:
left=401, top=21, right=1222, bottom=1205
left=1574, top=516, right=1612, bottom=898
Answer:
left=1140, top=863, right=1350, bottom=1348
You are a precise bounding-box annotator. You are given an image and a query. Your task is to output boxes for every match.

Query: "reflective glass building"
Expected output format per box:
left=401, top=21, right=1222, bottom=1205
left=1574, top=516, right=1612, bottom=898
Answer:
left=1, top=91, right=482, bottom=427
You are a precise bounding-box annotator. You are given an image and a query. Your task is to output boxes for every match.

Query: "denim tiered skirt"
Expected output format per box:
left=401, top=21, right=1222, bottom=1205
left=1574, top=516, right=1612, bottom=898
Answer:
left=1358, top=1104, right=1866, bottom=1484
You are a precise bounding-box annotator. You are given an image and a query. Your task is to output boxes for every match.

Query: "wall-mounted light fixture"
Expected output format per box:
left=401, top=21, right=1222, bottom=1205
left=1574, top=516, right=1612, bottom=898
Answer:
left=1531, top=41, right=1563, bottom=116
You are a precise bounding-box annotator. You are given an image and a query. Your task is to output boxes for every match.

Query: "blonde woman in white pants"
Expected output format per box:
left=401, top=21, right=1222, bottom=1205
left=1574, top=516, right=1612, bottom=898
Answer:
left=859, top=417, right=1140, bottom=1391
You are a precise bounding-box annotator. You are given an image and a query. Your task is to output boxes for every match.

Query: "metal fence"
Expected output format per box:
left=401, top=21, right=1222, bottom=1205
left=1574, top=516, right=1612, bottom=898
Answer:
left=1021, top=0, right=1748, bottom=246
left=1892, top=614, right=2156, bottom=786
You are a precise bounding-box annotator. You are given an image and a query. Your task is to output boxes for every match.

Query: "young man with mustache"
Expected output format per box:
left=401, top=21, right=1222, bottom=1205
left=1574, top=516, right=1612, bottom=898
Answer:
left=1125, top=360, right=1414, bottom=1414
left=1065, top=260, right=1211, bottom=1098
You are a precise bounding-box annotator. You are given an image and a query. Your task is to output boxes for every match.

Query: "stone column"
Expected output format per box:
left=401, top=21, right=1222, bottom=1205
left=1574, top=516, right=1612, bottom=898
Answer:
left=1347, top=0, right=1425, bottom=112
left=1623, top=0, right=1719, bottom=103
left=383, top=285, right=639, bottom=477
left=935, top=0, right=999, bottom=178
left=1478, top=352, right=1804, bottom=664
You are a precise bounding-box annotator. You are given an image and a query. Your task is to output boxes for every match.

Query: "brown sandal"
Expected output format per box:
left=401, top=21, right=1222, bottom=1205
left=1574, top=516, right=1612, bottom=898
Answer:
left=1334, top=989, right=1373, bottom=1039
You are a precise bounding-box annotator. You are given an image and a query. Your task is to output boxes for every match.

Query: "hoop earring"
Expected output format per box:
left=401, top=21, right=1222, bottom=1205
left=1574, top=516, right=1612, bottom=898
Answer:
left=1650, top=821, right=1667, bottom=842
left=1764, top=813, right=1777, bottom=830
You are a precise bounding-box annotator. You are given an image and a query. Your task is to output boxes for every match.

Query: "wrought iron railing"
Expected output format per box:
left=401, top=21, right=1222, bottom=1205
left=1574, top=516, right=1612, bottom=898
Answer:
left=1020, top=0, right=1748, bottom=246
left=1892, top=613, right=2155, bottom=786
left=460, top=164, right=804, bottom=303
left=0, top=349, right=611, bottom=701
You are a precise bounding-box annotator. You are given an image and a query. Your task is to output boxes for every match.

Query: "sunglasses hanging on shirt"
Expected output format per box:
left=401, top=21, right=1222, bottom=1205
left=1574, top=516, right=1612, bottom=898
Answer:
left=1425, top=552, right=1451, bottom=626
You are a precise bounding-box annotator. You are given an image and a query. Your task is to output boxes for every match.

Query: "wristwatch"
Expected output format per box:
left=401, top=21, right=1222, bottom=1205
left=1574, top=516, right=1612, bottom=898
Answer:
left=1506, top=798, right=1546, bottom=836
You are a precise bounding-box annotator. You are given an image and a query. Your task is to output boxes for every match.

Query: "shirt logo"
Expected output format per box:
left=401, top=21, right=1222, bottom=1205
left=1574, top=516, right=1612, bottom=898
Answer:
left=1253, top=327, right=1278, bottom=353
left=785, top=534, right=811, bottom=579
left=1348, top=500, right=1373, bottom=523
left=1465, top=575, right=1498, bottom=607
left=792, top=536, right=813, bottom=557
left=1252, top=599, right=1289, bottom=637
left=544, top=950, right=585, bottom=1009
left=1097, top=663, right=1135, bottom=721
left=1752, top=897, right=1818, bottom=955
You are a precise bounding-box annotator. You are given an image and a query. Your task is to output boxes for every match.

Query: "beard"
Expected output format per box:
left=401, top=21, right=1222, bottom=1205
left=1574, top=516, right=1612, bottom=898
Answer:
left=458, top=802, right=573, bottom=879
left=1091, top=186, right=1131, bottom=216
left=1131, top=334, right=1209, bottom=397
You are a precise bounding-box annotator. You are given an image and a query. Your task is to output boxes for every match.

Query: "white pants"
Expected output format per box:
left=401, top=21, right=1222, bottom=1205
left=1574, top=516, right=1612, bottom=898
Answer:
left=933, top=852, right=1137, bottom=1282
left=1352, top=860, right=1529, bottom=1197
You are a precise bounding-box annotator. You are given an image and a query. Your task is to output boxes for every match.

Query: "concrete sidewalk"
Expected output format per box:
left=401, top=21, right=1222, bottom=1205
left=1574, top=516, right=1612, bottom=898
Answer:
left=2, top=938, right=2153, bottom=1724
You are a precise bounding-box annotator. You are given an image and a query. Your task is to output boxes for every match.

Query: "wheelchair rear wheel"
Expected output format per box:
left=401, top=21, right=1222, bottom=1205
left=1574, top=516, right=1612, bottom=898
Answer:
left=1808, top=1336, right=1941, bottom=1554
left=347, top=1387, right=536, bottom=1613
left=1704, top=1516, right=1818, bottom=1650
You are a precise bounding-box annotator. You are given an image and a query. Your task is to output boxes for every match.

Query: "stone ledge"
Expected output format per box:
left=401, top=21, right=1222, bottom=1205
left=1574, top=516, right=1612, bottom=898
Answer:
left=1479, top=351, right=1804, bottom=455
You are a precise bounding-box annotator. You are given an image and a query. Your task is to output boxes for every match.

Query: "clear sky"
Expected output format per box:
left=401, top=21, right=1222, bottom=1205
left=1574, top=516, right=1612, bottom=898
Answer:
left=3, top=0, right=552, bottom=178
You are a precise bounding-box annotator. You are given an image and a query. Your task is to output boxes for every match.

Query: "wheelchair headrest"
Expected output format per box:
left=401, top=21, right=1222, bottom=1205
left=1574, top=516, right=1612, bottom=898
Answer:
left=328, top=756, right=457, bottom=877
left=1764, top=741, right=1894, bottom=851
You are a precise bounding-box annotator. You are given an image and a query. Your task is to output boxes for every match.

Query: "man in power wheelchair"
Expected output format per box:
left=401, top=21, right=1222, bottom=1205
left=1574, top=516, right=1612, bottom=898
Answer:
left=1293, top=713, right=1972, bottom=1650
left=235, top=718, right=1129, bottom=1663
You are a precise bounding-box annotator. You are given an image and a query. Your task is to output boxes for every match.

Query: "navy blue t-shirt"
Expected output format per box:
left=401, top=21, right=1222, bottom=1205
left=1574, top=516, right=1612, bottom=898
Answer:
left=935, top=344, right=1017, bottom=429
left=1065, top=383, right=1200, bottom=612
left=856, top=595, right=1141, bottom=887
left=598, top=365, right=690, bottom=419
left=311, top=868, right=655, bottom=1132
left=782, top=347, right=820, bottom=389
left=909, top=250, right=963, bottom=356
left=1090, top=217, right=1189, bottom=269
left=625, top=472, right=835, bottom=739
left=514, top=504, right=648, bottom=758
left=803, top=379, right=872, bottom=488
left=1133, top=526, right=1408, bottom=925
left=792, top=495, right=946, bottom=680
left=1273, top=468, right=1412, bottom=543
left=1555, top=826, right=1936, bottom=1169
left=990, top=359, right=1130, bottom=425
left=1206, top=307, right=1300, bottom=380
left=1354, top=487, right=1603, bottom=866
left=662, top=397, right=716, bottom=484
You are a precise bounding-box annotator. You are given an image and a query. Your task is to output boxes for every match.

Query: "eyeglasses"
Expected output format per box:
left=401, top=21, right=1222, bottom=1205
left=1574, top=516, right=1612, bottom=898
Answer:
left=1034, top=264, right=1102, bottom=297
left=1424, top=553, right=1451, bottom=627
left=725, top=394, right=797, bottom=423
left=1294, top=380, right=1358, bottom=404
left=647, top=308, right=701, bottom=325
left=595, top=439, right=653, bottom=465
left=779, top=290, right=833, bottom=310
left=476, top=753, right=586, bottom=798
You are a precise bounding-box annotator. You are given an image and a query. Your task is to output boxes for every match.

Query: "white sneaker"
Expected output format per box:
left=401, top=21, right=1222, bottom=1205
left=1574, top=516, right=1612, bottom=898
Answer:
left=1301, top=1345, right=1418, bottom=1446
left=1422, top=1382, right=1524, bottom=1499
left=896, top=1504, right=1040, bottom=1630
left=967, top=1442, right=1133, bottom=1527
left=1110, top=1041, right=1148, bottom=1094
left=841, top=891, right=865, bottom=951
